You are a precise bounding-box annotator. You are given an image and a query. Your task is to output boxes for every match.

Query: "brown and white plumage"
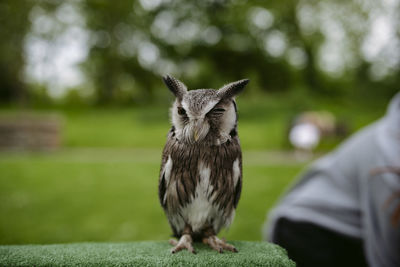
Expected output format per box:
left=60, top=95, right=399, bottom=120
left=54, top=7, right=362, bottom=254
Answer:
left=158, top=75, right=249, bottom=253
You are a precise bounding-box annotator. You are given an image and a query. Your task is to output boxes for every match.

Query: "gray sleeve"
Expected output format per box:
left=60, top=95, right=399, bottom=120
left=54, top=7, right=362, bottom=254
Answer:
left=346, top=121, right=400, bottom=267
left=266, top=93, right=400, bottom=266
left=361, top=170, right=400, bottom=267
left=266, top=120, right=400, bottom=267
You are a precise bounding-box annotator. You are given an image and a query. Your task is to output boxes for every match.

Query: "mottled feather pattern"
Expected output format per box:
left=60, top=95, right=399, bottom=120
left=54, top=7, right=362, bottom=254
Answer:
left=159, top=128, right=242, bottom=236
left=184, top=90, right=218, bottom=114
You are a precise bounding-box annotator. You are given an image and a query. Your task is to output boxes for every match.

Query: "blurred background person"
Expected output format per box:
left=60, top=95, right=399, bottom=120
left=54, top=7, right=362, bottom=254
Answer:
left=264, top=92, right=400, bottom=267
left=287, top=111, right=347, bottom=159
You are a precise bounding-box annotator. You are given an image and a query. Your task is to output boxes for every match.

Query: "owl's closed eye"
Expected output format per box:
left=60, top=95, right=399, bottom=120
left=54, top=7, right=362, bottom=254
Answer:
left=164, top=76, right=248, bottom=145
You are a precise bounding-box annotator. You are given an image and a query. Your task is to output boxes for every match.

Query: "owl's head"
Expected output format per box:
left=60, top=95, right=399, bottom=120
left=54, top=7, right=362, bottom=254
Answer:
left=163, top=75, right=249, bottom=145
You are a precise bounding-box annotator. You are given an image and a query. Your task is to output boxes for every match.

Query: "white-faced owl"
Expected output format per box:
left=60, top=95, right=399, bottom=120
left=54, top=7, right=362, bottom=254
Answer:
left=159, top=75, right=249, bottom=254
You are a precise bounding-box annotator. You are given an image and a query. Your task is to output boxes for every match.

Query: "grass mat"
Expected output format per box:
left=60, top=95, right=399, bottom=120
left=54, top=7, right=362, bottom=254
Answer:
left=0, top=241, right=295, bottom=266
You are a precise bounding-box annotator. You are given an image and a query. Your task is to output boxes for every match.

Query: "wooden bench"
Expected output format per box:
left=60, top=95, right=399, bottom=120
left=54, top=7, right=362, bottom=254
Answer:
left=0, top=114, right=62, bottom=150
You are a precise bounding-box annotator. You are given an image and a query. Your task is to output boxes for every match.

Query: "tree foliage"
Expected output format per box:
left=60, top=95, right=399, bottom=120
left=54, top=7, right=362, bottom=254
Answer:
left=0, top=0, right=399, bottom=105
left=0, top=1, right=34, bottom=104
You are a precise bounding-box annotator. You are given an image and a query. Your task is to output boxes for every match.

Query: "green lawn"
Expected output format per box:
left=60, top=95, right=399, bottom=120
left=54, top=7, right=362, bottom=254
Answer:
left=46, top=93, right=387, bottom=150
left=0, top=95, right=388, bottom=245
left=0, top=148, right=305, bottom=245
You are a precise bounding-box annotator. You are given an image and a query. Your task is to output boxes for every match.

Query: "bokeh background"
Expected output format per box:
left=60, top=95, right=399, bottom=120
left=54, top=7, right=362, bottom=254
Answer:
left=0, top=0, right=399, bottom=244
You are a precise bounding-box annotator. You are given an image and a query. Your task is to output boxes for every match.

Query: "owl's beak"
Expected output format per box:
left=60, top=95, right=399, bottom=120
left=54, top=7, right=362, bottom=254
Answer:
left=193, top=123, right=202, bottom=142
left=191, top=119, right=209, bottom=143
left=194, top=130, right=199, bottom=142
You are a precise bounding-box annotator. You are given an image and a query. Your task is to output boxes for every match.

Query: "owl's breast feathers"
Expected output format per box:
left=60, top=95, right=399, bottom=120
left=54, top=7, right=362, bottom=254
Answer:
left=158, top=127, right=242, bottom=235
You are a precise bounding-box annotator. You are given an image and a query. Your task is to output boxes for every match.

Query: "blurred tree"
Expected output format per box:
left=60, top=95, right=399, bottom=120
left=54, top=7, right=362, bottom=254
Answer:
left=79, top=0, right=399, bottom=104
left=0, top=0, right=398, bottom=105
left=0, top=1, right=34, bottom=104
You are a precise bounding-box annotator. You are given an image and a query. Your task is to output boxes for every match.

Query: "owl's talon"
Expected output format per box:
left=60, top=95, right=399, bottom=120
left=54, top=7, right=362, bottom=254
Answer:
left=203, top=236, right=238, bottom=253
left=170, top=234, right=196, bottom=254
left=169, top=239, right=178, bottom=246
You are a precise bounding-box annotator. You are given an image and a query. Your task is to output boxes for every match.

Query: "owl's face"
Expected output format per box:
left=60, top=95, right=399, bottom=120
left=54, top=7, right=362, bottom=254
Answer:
left=163, top=75, right=249, bottom=145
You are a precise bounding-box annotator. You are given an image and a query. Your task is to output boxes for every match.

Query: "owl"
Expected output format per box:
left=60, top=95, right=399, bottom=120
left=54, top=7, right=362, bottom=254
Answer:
left=158, top=75, right=249, bottom=254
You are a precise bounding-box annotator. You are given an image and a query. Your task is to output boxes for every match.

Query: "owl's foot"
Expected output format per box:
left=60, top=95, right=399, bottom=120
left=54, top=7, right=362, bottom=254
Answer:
left=169, top=234, right=196, bottom=254
left=202, top=236, right=238, bottom=253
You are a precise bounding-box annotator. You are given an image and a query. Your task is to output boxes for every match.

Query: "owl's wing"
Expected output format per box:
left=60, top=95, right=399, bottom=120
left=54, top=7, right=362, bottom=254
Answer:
left=233, top=161, right=242, bottom=209
left=158, top=173, right=167, bottom=209
left=158, top=127, right=175, bottom=209
left=212, top=138, right=243, bottom=215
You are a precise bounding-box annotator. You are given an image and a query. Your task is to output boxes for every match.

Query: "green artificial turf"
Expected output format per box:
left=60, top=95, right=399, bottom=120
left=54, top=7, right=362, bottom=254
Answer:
left=0, top=241, right=295, bottom=267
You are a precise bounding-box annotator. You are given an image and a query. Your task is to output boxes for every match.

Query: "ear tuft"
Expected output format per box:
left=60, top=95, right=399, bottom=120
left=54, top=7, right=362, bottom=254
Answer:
left=162, top=75, right=187, bottom=99
left=217, top=79, right=249, bottom=99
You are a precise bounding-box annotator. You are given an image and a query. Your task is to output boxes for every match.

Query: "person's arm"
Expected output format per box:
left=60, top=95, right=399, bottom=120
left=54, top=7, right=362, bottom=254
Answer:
left=361, top=168, right=400, bottom=267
